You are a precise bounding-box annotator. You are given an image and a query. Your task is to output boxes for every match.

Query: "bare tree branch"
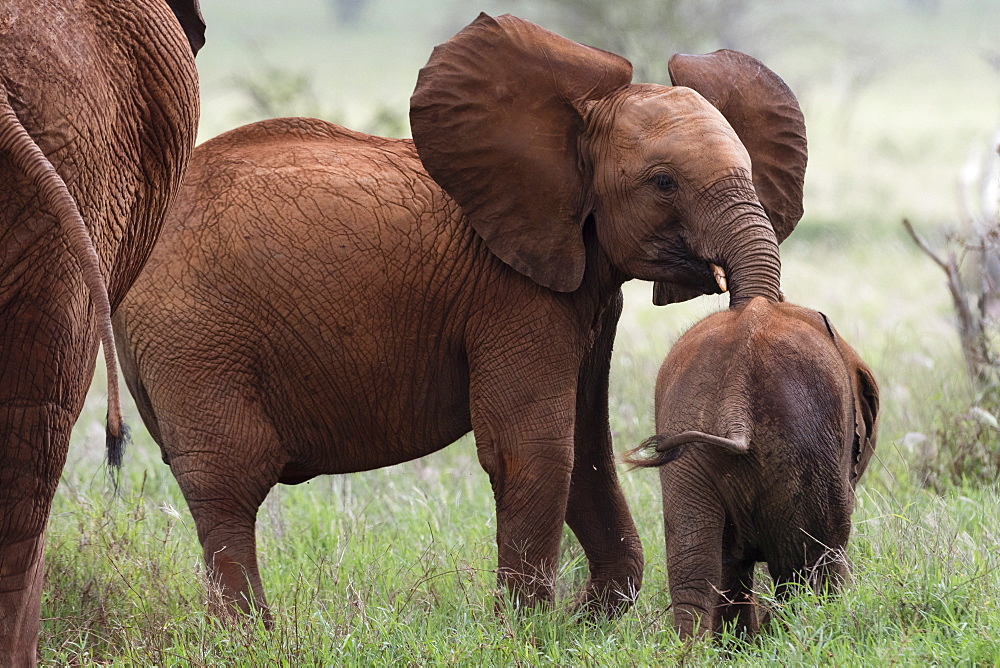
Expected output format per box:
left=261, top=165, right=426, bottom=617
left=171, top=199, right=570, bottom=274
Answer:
left=903, top=218, right=948, bottom=271
left=904, top=218, right=992, bottom=383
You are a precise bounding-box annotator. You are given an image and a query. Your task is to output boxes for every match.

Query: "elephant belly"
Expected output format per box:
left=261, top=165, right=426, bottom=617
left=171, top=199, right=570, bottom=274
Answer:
left=266, top=346, right=474, bottom=480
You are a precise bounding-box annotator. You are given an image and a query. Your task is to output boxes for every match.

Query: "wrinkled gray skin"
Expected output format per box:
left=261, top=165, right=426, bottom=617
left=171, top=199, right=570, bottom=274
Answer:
left=0, top=1, right=202, bottom=663
left=113, top=13, right=807, bottom=623
left=628, top=298, right=879, bottom=639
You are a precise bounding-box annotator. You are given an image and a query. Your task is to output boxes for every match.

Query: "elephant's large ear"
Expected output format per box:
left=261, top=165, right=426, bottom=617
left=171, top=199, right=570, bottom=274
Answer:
left=410, top=13, right=632, bottom=292
left=669, top=50, right=806, bottom=243
left=166, top=0, right=206, bottom=57
left=826, top=320, right=879, bottom=486
left=822, top=314, right=879, bottom=486
left=849, top=363, right=879, bottom=486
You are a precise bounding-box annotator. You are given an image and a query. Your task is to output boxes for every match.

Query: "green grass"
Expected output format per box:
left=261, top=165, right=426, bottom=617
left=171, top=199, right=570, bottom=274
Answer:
left=36, top=0, right=1000, bottom=663
left=42, top=237, right=994, bottom=664
left=39, top=427, right=1000, bottom=664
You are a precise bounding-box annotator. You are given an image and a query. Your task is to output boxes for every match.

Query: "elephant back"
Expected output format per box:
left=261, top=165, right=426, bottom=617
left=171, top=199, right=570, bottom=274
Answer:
left=655, top=298, right=854, bottom=465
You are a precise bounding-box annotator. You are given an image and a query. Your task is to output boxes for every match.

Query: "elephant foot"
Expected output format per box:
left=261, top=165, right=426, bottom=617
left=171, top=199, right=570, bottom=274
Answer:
left=571, top=540, right=644, bottom=620
left=205, top=595, right=275, bottom=631
left=197, top=535, right=275, bottom=629
left=571, top=573, right=642, bottom=620
left=496, top=565, right=557, bottom=611
left=203, top=554, right=275, bottom=630
left=672, top=602, right=716, bottom=641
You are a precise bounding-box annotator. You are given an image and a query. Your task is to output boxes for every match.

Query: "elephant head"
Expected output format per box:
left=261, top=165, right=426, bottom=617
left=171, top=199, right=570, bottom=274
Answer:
left=410, top=13, right=806, bottom=306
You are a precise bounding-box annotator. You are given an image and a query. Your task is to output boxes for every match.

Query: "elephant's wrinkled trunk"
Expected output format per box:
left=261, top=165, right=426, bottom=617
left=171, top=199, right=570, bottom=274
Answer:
left=721, top=224, right=781, bottom=307
left=701, top=193, right=782, bottom=307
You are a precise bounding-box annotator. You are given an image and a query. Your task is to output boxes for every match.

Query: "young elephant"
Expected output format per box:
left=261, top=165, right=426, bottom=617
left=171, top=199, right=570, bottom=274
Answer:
left=627, top=297, right=879, bottom=639
left=114, top=13, right=808, bottom=620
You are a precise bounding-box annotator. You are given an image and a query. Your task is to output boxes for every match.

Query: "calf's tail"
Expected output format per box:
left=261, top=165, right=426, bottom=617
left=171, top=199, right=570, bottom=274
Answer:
left=624, top=430, right=750, bottom=469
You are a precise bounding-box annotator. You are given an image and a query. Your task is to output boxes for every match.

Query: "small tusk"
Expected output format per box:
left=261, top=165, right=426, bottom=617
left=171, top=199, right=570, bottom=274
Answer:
left=711, top=263, right=728, bottom=292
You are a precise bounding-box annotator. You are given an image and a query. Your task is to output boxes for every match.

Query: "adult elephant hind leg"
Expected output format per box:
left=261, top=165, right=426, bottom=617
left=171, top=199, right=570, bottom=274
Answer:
left=166, top=412, right=283, bottom=625
left=0, top=101, right=128, bottom=446
left=0, top=402, right=73, bottom=665
left=469, top=347, right=580, bottom=609
left=565, top=293, right=643, bottom=617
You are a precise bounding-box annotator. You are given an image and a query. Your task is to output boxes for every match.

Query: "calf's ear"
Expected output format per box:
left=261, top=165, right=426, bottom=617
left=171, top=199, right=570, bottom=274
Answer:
left=850, top=363, right=879, bottom=486
left=166, top=0, right=206, bottom=56
left=410, top=13, right=632, bottom=292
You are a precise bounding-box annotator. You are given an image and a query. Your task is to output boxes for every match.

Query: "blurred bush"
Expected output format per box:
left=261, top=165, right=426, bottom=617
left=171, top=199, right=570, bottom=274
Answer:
left=917, top=395, right=1000, bottom=490
left=908, top=131, right=1000, bottom=489
left=229, top=60, right=409, bottom=138
left=503, top=0, right=917, bottom=90
left=325, top=0, right=369, bottom=26
left=231, top=63, right=328, bottom=120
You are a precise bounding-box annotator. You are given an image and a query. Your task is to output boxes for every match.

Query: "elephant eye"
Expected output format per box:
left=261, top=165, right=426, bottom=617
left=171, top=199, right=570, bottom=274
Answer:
left=651, top=173, right=677, bottom=193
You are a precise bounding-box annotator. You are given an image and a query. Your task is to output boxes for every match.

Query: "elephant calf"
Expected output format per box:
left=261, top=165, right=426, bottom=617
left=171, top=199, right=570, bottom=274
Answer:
left=112, top=12, right=809, bottom=622
left=627, top=297, right=879, bottom=639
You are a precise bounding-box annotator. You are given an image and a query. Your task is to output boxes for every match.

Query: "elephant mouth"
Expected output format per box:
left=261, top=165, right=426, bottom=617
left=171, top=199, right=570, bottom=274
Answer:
left=647, top=239, right=724, bottom=291
left=646, top=238, right=726, bottom=305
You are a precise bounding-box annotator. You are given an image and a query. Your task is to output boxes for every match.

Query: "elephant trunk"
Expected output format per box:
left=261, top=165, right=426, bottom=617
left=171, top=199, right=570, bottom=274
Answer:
left=703, top=191, right=782, bottom=308
left=720, top=224, right=781, bottom=307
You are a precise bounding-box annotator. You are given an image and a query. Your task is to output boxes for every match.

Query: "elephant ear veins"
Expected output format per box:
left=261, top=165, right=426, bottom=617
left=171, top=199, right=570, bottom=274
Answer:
left=668, top=50, right=807, bottom=244
left=410, top=13, right=632, bottom=292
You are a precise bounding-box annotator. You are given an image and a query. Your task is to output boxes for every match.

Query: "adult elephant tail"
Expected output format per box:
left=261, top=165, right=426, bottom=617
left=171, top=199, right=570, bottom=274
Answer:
left=0, top=98, right=129, bottom=473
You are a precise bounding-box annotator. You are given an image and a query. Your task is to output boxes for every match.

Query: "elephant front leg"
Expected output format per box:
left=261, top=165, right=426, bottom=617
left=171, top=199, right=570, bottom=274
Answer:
left=566, top=292, right=643, bottom=617
left=470, top=354, right=579, bottom=608
left=0, top=402, right=72, bottom=666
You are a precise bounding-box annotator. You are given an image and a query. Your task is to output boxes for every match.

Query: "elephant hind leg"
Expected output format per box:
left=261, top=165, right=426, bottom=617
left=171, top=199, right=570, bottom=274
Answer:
left=717, top=560, right=760, bottom=637
left=664, top=499, right=726, bottom=640
left=0, top=402, right=73, bottom=664
left=769, top=538, right=850, bottom=603
left=166, top=412, right=283, bottom=624
left=807, top=537, right=851, bottom=595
